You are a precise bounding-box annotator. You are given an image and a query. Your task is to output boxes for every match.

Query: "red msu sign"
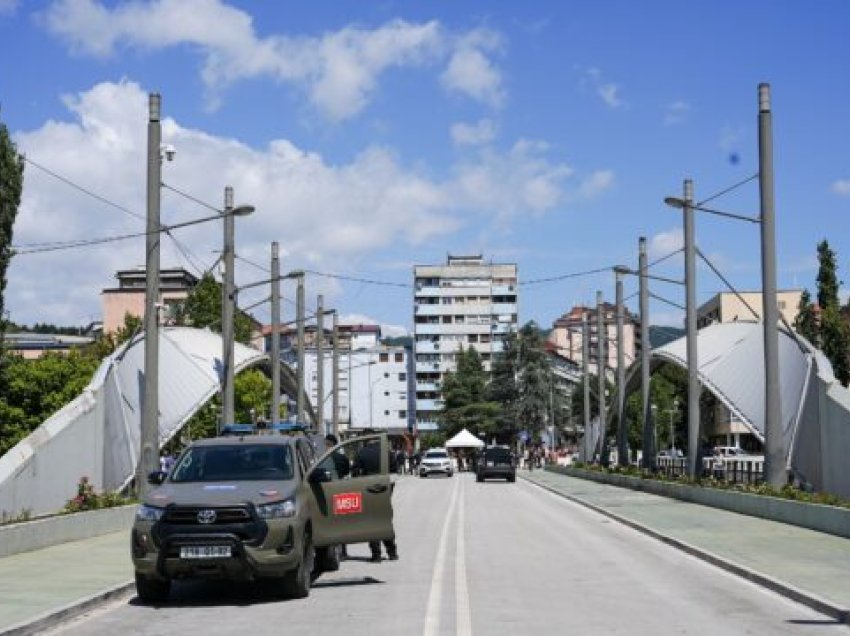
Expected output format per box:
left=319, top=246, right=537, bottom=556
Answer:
left=333, top=492, right=363, bottom=515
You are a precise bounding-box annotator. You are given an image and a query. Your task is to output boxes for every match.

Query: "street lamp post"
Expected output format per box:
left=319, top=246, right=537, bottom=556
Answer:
left=682, top=178, right=701, bottom=478
left=270, top=242, right=281, bottom=427
left=639, top=237, right=655, bottom=470
left=138, top=93, right=162, bottom=497
left=221, top=186, right=255, bottom=427
left=614, top=266, right=628, bottom=466
left=759, top=84, right=783, bottom=488
left=661, top=84, right=781, bottom=485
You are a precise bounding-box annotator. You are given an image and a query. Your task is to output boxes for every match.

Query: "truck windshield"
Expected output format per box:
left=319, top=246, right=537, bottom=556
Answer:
left=170, top=445, right=294, bottom=482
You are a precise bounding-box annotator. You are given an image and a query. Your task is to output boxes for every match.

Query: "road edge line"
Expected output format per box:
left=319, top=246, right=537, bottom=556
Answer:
left=0, top=580, right=134, bottom=636
left=520, top=474, right=850, bottom=626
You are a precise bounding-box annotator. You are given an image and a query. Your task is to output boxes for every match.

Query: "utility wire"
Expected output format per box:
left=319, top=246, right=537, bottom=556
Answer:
left=161, top=182, right=222, bottom=214
left=303, top=269, right=411, bottom=289
left=23, top=156, right=146, bottom=223
left=695, top=247, right=760, bottom=321
left=649, top=292, right=685, bottom=311
left=520, top=266, right=613, bottom=287
left=697, top=173, right=759, bottom=207
left=648, top=247, right=683, bottom=269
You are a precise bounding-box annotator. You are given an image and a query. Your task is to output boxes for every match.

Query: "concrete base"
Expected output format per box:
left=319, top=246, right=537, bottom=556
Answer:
left=550, top=466, right=850, bottom=540
left=0, top=505, right=136, bottom=558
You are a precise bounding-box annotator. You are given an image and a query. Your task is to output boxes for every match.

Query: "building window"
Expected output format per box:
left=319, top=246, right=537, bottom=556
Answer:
left=394, top=352, right=403, bottom=362
left=384, top=391, right=390, bottom=396
left=399, top=372, right=406, bottom=381
left=399, top=411, right=407, bottom=419
left=384, top=372, right=390, bottom=378
left=384, top=410, right=390, bottom=416
left=379, top=353, right=389, bottom=362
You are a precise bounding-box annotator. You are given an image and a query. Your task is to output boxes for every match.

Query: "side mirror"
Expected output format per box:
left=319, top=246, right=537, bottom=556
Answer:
left=147, top=471, right=167, bottom=485
left=309, top=469, right=333, bottom=484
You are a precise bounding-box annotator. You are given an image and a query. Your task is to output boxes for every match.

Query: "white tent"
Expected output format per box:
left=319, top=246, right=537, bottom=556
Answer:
left=445, top=428, right=485, bottom=449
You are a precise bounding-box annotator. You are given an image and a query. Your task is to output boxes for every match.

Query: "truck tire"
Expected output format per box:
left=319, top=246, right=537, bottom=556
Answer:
left=316, top=544, right=342, bottom=572
left=283, top=532, right=314, bottom=599
left=135, top=572, right=170, bottom=604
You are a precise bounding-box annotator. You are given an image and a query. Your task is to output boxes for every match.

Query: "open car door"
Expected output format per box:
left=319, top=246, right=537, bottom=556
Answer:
left=308, top=434, right=394, bottom=547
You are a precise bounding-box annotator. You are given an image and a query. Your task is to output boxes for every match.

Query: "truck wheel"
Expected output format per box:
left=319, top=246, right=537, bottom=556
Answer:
left=283, top=532, right=314, bottom=599
left=476, top=475, right=484, bottom=483
left=316, top=544, right=342, bottom=572
left=135, top=572, right=170, bottom=604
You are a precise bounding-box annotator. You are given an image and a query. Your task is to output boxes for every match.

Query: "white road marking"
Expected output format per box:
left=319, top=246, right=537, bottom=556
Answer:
left=455, top=477, right=472, bottom=636
left=423, top=476, right=460, bottom=636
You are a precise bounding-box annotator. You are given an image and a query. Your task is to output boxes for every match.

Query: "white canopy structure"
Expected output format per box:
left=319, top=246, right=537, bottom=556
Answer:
left=445, top=428, right=485, bottom=449
left=606, top=321, right=850, bottom=498
left=0, top=327, right=313, bottom=517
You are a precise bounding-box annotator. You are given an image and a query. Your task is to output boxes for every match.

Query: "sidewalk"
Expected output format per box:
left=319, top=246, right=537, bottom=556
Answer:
left=522, top=469, right=850, bottom=624
left=0, top=530, right=133, bottom=635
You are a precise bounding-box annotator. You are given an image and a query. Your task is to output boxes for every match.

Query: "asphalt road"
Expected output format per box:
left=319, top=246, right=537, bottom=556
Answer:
left=48, top=473, right=846, bottom=635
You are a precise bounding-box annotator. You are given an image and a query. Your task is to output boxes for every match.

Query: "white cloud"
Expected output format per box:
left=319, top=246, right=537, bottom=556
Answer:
left=580, top=67, right=622, bottom=110
left=664, top=101, right=690, bottom=126
left=649, top=228, right=684, bottom=260
left=440, top=28, right=505, bottom=107
left=831, top=179, right=850, bottom=196
left=40, top=1, right=504, bottom=120
left=8, top=81, right=590, bottom=325
left=451, top=118, right=496, bottom=146
left=578, top=170, right=614, bottom=198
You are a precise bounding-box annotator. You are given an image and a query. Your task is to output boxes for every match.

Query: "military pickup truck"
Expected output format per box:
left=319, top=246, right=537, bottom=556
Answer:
left=131, top=433, right=394, bottom=602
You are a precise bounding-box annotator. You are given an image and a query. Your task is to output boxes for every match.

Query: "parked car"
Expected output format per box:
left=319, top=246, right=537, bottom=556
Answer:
left=476, top=446, right=516, bottom=483
left=419, top=448, right=453, bottom=478
left=131, top=433, right=394, bottom=603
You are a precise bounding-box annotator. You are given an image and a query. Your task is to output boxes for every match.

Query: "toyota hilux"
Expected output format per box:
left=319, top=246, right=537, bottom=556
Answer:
left=131, top=433, right=394, bottom=603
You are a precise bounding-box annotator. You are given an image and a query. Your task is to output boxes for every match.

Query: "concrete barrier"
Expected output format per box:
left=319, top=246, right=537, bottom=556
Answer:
left=0, top=505, right=136, bottom=558
left=549, top=466, right=850, bottom=540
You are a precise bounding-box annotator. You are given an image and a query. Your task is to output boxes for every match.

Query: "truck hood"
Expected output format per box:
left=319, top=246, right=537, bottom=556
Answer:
left=144, top=480, right=297, bottom=507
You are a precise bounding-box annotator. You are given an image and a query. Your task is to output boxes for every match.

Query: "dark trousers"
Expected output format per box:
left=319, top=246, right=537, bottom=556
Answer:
left=370, top=538, right=397, bottom=557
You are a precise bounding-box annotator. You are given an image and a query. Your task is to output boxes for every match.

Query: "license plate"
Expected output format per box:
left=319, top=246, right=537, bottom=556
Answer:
left=180, top=545, right=231, bottom=559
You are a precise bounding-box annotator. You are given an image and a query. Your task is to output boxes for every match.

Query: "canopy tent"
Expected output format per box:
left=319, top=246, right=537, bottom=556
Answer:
left=445, top=428, right=485, bottom=449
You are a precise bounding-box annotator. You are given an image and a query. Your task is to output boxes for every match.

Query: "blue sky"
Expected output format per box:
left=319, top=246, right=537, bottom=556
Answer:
left=3, top=0, right=850, bottom=334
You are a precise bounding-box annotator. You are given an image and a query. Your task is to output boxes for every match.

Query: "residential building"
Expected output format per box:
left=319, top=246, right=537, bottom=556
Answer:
left=261, top=323, right=381, bottom=355
left=548, top=303, right=640, bottom=377
left=300, top=343, right=415, bottom=437
left=413, top=255, right=518, bottom=431
left=697, top=290, right=803, bottom=329
left=101, top=267, right=198, bottom=334
left=5, top=332, right=96, bottom=359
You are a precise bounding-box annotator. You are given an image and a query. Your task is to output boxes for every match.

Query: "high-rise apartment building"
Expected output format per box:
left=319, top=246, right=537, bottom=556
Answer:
left=413, top=255, right=518, bottom=430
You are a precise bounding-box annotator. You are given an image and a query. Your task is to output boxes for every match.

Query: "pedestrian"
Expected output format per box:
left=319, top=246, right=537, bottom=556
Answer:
left=353, top=430, right=399, bottom=562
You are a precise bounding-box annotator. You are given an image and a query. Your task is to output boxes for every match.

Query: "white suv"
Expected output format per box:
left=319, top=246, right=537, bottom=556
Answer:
left=419, top=448, right=453, bottom=478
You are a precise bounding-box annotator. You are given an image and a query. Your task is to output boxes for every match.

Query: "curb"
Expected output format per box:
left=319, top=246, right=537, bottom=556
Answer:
left=0, top=580, right=134, bottom=636
left=520, top=474, right=850, bottom=626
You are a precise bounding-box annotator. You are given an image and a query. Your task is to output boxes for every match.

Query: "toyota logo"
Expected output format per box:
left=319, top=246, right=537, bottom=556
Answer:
left=197, top=509, right=217, bottom=524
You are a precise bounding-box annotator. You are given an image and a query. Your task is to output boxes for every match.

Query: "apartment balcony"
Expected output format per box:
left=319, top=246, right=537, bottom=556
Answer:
left=415, top=398, right=443, bottom=411
left=490, top=284, right=517, bottom=295
left=413, top=304, right=443, bottom=316
left=415, top=381, right=439, bottom=392
left=416, top=361, right=443, bottom=373
left=490, top=302, right=517, bottom=314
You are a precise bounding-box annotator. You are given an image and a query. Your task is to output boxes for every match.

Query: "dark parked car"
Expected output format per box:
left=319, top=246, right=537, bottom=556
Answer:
left=476, top=446, right=516, bottom=482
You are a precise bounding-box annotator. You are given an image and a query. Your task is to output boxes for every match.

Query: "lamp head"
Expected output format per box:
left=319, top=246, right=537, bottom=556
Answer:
left=663, top=197, right=685, bottom=209
left=232, top=204, right=255, bottom=217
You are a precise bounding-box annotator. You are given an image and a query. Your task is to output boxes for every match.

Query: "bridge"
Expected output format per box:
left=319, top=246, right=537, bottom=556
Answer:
left=0, top=327, right=315, bottom=517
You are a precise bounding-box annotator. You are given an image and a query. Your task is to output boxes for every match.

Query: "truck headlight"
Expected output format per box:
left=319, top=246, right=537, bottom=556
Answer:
left=257, top=498, right=296, bottom=519
left=136, top=504, right=164, bottom=522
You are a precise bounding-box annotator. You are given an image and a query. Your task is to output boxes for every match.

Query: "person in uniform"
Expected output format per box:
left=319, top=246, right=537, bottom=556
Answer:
left=353, top=431, right=398, bottom=562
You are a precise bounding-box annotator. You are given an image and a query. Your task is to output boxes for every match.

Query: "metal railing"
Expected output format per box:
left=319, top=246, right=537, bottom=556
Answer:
left=654, top=455, right=765, bottom=485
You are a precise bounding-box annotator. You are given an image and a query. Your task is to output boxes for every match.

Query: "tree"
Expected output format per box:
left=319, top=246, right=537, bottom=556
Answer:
left=0, top=350, right=99, bottom=455
left=486, top=330, right=519, bottom=440
left=438, top=347, right=500, bottom=439
left=816, top=240, right=840, bottom=310
left=514, top=322, right=552, bottom=443
left=0, top=111, right=24, bottom=390
left=176, top=272, right=254, bottom=344
left=794, top=289, right=819, bottom=347
left=814, top=240, right=850, bottom=384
